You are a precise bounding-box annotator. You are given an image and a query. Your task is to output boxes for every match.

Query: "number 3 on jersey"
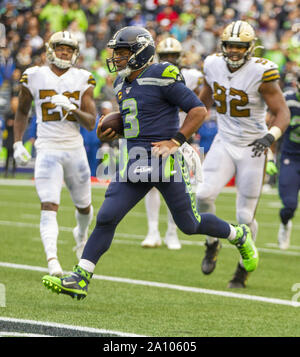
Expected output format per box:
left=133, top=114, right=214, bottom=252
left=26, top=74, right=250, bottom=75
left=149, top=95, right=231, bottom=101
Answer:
left=122, top=98, right=139, bottom=138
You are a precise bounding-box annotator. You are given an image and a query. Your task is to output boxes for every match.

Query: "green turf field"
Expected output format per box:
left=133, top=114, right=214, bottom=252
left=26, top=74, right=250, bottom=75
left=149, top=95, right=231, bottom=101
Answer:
left=0, top=180, right=300, bottom=337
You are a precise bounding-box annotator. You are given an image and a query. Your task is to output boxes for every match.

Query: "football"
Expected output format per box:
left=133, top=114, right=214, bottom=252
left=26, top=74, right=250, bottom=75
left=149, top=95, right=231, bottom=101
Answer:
left=100, top=111, right=124, bottom=135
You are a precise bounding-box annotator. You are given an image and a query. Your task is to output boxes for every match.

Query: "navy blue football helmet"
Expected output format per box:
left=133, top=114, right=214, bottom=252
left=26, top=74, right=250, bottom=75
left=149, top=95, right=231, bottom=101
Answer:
left=106, top=26, right=155, bottom=78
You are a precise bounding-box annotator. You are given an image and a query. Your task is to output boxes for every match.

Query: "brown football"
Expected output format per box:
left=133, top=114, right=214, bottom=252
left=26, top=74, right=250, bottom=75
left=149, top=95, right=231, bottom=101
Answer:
left=100, top=111, right=124, bottom=135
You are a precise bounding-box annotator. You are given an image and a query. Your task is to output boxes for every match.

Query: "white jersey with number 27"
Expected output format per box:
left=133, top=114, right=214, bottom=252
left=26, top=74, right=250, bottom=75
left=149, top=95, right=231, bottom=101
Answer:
left=20, top=65, right=95, bottom=150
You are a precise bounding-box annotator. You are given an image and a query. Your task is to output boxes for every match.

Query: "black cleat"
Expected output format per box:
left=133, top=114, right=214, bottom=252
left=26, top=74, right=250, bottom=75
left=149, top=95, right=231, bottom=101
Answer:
left=227, top=262, right=249, bottom=288
left=201, top=240, right=222, bottom=275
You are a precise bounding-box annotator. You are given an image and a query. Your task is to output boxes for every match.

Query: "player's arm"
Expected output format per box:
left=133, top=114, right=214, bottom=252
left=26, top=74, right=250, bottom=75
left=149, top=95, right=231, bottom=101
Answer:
left=72, top=86, right=96, bottom=131
left=13, top=85, right=33, bottom=165
left=14, top=85, right=33, bottom=142
left=199, top=78, right=214, bottom=110
left=249, top=81, right=290, bottom=157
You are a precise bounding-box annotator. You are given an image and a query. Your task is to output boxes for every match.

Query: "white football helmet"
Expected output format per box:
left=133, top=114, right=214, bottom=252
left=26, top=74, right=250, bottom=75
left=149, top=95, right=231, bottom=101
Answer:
left=46, top=31, right=79, bottom=69
left=156, top=37, right=182, bottom=66
left=221, top=21, right=256, bottom=68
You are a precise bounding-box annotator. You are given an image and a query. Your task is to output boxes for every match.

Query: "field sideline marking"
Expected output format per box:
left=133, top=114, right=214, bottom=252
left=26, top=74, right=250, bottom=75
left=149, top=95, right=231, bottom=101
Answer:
left=0, top=261, right=299, bottom=308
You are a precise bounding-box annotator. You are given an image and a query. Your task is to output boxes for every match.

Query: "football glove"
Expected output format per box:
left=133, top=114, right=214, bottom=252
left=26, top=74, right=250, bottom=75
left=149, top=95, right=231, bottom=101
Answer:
left=266, top=160, right=278, bottom=176
left=248, top=133, right=275, bottom=157
left=13, top=141, right=31, bottom=166
left=178, top=142, right=203, bottom=183
left=51, top=94, right=77, bottom=112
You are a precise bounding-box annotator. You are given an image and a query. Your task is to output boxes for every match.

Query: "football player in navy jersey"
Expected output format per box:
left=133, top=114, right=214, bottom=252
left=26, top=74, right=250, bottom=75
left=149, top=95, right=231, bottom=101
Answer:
left=42, top=26, right=259, bottom=300
left=275, top=74, right=300, bottom=250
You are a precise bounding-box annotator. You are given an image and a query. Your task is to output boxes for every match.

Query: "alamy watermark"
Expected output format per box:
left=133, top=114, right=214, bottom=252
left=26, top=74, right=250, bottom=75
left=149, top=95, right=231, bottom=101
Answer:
left=95, top=144, right=204, bottom=186
left=291, top=283, right=300, bottom=305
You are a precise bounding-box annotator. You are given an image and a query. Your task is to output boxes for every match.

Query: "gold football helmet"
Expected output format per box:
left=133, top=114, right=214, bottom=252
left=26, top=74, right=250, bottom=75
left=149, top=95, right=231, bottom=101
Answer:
left=221, top=21, right=256, bottom=68
left=156, top=37, right=182, bottom=65
left=46, top=31, right=79, bottom=69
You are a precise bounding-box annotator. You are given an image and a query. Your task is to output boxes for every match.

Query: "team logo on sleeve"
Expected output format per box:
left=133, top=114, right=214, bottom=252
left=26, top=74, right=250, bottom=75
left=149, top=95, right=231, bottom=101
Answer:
left=117, top=91, right=122, bottom=101
left=20, top=73, right=28, bottom=84
left=162, top=65, right=184, bottom=82
left=87, top=74, right=96, bottom=86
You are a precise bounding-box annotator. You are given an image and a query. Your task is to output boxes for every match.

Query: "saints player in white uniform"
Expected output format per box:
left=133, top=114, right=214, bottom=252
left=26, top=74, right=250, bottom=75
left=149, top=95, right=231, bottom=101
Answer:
left=13, top=31, right=97, bottom=277
left=196, top=21, right=290, bottom=288
left=141, top=37, right=203, bottom=250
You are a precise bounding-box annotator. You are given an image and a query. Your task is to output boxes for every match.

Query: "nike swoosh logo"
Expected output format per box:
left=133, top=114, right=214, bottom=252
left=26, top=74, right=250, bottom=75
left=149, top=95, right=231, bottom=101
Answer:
left=169, top=69, right=175, bottom=73
left=62, top=280, right=75, bottom=287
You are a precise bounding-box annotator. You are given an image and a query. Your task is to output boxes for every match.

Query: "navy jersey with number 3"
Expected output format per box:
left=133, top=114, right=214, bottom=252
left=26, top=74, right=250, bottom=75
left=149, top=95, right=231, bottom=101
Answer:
left=113, top=62, right=203, bottom=152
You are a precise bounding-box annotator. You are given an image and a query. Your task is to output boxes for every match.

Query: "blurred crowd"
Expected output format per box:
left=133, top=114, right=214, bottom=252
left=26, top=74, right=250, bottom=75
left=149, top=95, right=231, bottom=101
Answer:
left=0, top=0, right=299, bottom=177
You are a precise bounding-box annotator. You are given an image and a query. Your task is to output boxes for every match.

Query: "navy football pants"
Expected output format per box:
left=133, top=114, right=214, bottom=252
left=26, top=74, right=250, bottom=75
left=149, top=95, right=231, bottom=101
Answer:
left=278, top=153, right=300, bottom=224
left=82, top=178, right=231, bottom=265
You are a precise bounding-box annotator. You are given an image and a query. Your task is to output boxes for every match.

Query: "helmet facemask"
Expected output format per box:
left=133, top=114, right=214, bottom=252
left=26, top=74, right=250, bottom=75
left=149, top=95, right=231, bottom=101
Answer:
left=46, top=31, right=79, bottom=69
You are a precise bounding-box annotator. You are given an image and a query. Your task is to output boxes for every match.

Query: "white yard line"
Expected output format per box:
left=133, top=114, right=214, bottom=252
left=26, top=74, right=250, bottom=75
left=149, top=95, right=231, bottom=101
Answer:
left=0, top=261, right=299, bottom=308
left=1, top=219, right=300, bottom=256
left=0, top=316, right=144, bottom=337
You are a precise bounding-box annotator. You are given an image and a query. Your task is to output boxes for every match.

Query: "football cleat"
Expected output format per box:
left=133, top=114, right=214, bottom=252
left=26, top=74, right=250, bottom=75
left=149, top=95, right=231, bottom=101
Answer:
left=48, top=258, right=63, bottom=277
left=72, top=226, right=87, bottom=260
left=227, top=262, right=249, bottom=288
left=278, top=221, right=292, bottom=250
left=229, top=224, right=258, bottom=272
left=164, top=232, right=181, bottom=250
left=141, top=232, right=162, bottom=248
left=201, top=240, right=222, bottom=275
left=42, top=265, right=92, bottom=300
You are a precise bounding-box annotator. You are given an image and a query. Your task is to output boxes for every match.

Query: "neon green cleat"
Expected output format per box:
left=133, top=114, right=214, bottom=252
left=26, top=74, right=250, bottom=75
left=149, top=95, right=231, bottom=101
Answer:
left=42, top=265, right=92, bottom=300
left=230, top=224, right=259, bottom=272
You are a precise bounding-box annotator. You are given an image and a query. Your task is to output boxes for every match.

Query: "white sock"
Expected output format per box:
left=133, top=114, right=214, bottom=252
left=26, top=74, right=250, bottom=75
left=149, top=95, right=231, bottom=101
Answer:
left=166, top=209, right=177, bottom=235
left=78, top=259, right=95, bottom=274
left=75, top=205, right=94, bottom=238
left=145, top=188, right=160, bottom=234
left=227, top=224, right=237, bottom=242
left=40, top=210, right=59, bottom=261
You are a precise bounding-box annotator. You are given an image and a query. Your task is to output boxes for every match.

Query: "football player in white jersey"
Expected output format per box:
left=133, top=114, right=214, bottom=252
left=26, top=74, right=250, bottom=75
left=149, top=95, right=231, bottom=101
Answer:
left=13, top=31, right=97, bottom=277
left=141, top=36, right=203, bottom=250
left=196, top=21, right=290, bottom=288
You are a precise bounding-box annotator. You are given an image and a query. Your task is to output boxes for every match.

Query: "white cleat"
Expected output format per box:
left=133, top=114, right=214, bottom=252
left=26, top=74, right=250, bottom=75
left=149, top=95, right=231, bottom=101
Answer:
left=141, top=232, right=162, bottom=248
left=48, top=258, right=63, bottom=277
left=73, top=226, right=87, bottom=259
left=164, top=233, right=181, bottom=250
left=278, top=221, right=292, bottom=250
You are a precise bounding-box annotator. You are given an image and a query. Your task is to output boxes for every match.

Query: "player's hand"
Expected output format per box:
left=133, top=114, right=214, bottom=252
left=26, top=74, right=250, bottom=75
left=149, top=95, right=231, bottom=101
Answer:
left=178, top=142, right=203, bottom=183
left=248, top=133, right=275, bottom=157
left=13, top=141, right=31, bottom=166
left=152, top=140, right=179, bottom=158
left=96, top=115, right=119, bottom=142
left=51, top=94, right=77, bottom=112
left=266, top=160, right=278, bottom=175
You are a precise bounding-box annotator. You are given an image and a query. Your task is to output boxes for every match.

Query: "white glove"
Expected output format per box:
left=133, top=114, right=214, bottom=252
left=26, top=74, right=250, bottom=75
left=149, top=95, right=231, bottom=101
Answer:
left=51, top=94, right=77, bottom=112
left=178, top=142, right=203, bottom=183
left=13, top=141, right=31, bottom=166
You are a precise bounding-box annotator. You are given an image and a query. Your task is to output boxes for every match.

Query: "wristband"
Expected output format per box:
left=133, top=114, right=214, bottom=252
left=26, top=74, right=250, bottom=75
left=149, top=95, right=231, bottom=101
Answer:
left=268, top=126, right=282, bottom=141
left=172, top=132, right=186, bottom=146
